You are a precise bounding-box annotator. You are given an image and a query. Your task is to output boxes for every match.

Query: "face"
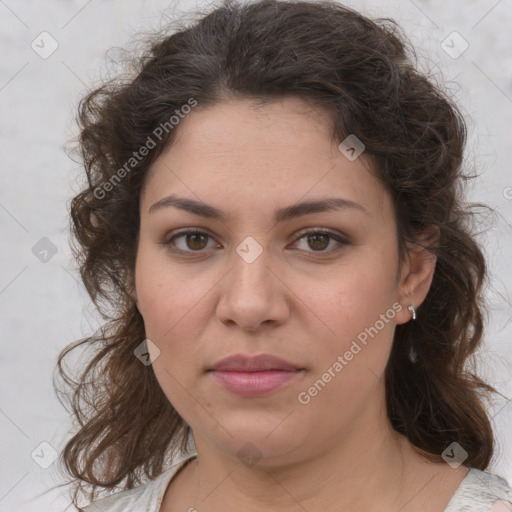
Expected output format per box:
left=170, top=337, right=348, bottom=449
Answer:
left=135, top=97, right=417, bottom=466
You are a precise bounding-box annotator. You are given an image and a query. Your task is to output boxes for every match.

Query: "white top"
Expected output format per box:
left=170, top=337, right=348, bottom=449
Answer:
left=81, top=453, right=512, bottom=511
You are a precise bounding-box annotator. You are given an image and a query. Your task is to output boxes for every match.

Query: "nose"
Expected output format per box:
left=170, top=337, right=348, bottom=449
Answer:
left=215, top=245, right=290, bottom=332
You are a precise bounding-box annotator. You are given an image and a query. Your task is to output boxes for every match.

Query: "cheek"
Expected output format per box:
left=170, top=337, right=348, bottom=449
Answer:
left=309, top=258, right=398, bottom=378
left=134, top=248, right=209, bottom=369
left=135, top=244, right=191, bottom=331
left=302, top=284, right=396, bottom=421
left=318, top=258, right=397, bottom=330
left=135, top=259, right=203, bottom=410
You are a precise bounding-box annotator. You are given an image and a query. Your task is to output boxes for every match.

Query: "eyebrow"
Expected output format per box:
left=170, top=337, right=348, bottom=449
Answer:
left=148, top=194, right=369, bottom=223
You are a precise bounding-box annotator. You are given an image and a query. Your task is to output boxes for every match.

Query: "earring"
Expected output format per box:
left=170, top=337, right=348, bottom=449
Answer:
left=407, top=304, right=416, bottom=320
left=408, top=345, right=418, bottom=363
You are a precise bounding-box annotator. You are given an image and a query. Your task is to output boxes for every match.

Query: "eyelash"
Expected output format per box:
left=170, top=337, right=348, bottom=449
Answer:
left=161, top=228, right=349, bottom=256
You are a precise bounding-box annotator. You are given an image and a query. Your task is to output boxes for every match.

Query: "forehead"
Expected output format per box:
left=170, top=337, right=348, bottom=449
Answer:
left=141, top=97, right=389, bottom=221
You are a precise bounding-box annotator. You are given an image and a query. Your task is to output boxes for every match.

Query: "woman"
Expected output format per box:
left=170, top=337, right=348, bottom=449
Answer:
left=55, top=0, right=512, bottom=510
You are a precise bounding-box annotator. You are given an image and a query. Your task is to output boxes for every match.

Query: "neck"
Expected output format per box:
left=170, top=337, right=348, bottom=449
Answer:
left=186, top=394, right=418, bottom=511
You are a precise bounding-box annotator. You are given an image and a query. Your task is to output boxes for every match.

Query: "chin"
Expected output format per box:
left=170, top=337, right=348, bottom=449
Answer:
left=202, top=419, right=308, bottom=465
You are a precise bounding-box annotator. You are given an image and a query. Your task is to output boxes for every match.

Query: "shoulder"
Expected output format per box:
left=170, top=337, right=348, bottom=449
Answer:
left=80, top=454, right=197, bottom=512
left=444, top=468, right=512, bottom=512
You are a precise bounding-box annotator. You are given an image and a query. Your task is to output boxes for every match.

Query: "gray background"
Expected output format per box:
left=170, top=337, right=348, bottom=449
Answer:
left=1, top=0, right=511, bottom=510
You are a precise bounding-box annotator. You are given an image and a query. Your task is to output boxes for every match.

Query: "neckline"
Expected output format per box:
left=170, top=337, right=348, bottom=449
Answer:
left=442, top=467, right=512, bottom=511
left=441, top=467, right=474, bottom=511
left=157, top=453, right=198, bottom=510
left=157, top=458, right=479, bottom=511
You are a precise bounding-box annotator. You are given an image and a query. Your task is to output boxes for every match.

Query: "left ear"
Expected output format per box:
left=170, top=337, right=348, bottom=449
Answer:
left=126, top=278, right=139, bottom=308
left=395, top=225, right=439, bottom=325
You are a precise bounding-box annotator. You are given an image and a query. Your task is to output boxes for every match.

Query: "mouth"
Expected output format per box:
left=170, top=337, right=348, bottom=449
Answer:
left=207, top=353, right=305, bottom=397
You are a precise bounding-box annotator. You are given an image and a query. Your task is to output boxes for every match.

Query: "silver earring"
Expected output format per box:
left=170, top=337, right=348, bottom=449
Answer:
left=408, top=304, right=416, bottom=320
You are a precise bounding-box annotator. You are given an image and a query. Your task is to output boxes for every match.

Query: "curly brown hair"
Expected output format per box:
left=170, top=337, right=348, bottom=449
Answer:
left=52, top=0, right=498, bottom=509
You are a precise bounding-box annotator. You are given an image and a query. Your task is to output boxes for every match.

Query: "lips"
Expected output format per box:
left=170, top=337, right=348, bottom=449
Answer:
left=209, top=353, right=302, bottom=372
left=208, top=354, right=304, bottom=397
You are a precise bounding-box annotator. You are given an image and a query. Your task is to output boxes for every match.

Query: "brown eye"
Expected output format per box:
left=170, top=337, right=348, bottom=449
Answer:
left=163, top=229, right=217, bottom=253
left=307, top=233, right=330, bottom=251
left=293, top=229, right=348, bottom=255
left=185, top=232, right=209, bottom=250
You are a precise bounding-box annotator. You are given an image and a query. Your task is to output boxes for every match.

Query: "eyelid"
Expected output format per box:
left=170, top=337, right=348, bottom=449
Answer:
left=293, top=226, right=348, bottom=241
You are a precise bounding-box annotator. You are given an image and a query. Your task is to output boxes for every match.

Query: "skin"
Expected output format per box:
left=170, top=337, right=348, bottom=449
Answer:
left=134, top=97, right=469, bottom=511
